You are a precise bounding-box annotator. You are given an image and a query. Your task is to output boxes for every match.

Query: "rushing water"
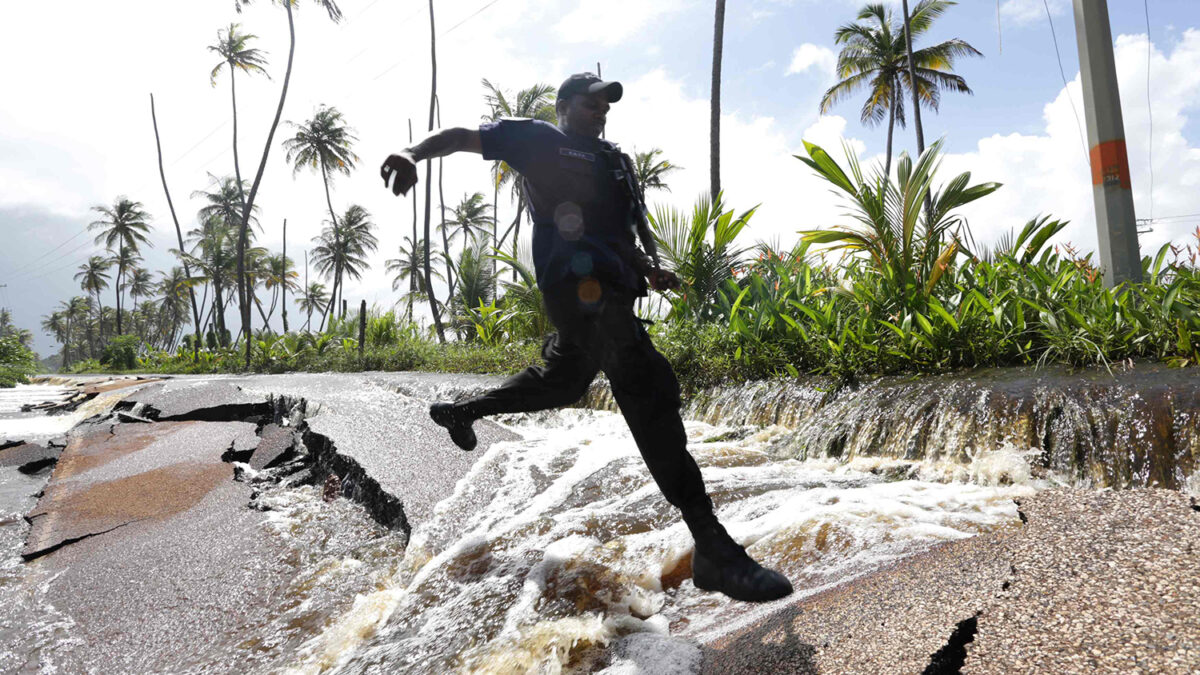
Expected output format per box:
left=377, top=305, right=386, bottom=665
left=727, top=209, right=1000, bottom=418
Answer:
left=0, top=383, right=1049, bottom=673
left=273, top=409, right=1041, bottom=674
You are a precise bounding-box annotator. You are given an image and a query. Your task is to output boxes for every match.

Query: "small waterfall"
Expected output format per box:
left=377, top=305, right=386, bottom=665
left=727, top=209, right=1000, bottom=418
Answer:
left=585, top=365, right=1200, bottom=490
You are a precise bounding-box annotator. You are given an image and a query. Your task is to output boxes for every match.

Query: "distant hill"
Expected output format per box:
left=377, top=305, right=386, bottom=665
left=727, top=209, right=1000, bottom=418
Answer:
left=40, top=352, right=62, bottom=373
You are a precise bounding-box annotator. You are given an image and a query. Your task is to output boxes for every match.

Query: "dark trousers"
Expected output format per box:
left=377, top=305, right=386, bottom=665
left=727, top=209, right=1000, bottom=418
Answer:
left=458, top=282, right=715, bottom=520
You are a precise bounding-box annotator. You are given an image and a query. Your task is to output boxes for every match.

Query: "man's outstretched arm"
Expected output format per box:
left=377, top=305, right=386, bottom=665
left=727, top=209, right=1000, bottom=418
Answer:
left=381, top=127, right=482, bottom=196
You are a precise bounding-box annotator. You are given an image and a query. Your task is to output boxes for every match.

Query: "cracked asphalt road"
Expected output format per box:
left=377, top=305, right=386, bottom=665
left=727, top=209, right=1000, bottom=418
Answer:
left=701, top=488, right=1200, bottom=674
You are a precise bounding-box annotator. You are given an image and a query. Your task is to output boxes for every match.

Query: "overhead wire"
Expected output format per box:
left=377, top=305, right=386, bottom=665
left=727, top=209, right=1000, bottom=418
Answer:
left=1043, top=0, right=1090, bottom=164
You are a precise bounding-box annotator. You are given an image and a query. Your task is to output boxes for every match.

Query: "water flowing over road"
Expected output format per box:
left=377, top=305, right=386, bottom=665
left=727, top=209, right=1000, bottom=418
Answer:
left=2, top=370, right=1197, bottom=673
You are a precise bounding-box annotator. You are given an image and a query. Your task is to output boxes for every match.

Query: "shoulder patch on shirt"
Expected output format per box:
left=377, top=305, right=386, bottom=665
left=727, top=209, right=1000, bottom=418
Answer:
left=559, top=147, right=596, bottom=162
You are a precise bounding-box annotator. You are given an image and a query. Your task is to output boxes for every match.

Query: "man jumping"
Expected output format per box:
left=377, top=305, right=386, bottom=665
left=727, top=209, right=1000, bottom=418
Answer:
left=380, top=73, right=792, bottom=603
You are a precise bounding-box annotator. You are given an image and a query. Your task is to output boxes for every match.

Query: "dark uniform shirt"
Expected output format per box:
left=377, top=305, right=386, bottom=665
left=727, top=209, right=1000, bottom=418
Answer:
left=479, top=118, right=641, bottom=294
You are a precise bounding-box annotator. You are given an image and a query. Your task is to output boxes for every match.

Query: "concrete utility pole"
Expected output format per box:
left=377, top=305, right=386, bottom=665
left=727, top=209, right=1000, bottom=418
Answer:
left=1072, top=0, right=1143, bottom=285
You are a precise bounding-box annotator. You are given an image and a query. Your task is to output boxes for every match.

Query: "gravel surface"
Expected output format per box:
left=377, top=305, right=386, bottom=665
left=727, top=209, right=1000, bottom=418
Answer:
left=702, top=488, right=1200, bottom=674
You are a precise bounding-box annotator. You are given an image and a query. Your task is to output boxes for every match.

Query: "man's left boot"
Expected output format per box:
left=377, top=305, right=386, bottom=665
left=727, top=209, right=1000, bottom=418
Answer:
left=429, top=402, right=477, bottom=451
left=688, top=518, right=793, bottom=603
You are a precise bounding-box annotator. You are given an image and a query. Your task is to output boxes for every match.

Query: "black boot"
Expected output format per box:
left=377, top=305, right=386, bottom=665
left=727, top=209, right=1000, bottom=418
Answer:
left=688, top=518, right=793, bottom=603
left=429, top=402, right=477, bottom=451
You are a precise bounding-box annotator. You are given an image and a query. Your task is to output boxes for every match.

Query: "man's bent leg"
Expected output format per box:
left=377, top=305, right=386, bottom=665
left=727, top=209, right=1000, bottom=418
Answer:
left=600, top=299, right=791, bottom=602
left=455, top=332, right=600, bottom=419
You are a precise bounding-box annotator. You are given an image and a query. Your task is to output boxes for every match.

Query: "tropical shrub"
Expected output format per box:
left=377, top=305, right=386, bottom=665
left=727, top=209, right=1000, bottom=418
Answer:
left=0, top=335, right=38, bottom=387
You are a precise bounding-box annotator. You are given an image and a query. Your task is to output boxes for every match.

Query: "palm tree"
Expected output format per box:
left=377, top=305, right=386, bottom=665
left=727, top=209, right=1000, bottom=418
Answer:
left=819, top=1, right=980, bottom=176
left=634, top=148, right=681, bottom=194
left=41, top=311, right=67, bottom=368
left=74, top=256, right=112, bottom=344
left=88, top=197, right=152, bottom=335
left=386, top=236, right=439, bottom=323
left=158, top=267, right=192, bottom=350
left=263, top=252, right=299, bottom=326
left=310, top=204, right=377, bottom=328
left=150, top=93, right=204, bottom=359
left=440, top=192, right=493, bottom=248
left=125, top=267, right=154, bottom=338
left=178, top=215, right=237, bottom=345
left=209, top=21, right=270, bottom=348
left=233, top=0, right=343, bottom=364
left=481, top=79, right=556, bottom=282
left=711, top=0, right=726, bottom=201
left=422, top=0, right=446, bottom=342
left=448, top=240, right=496, bottom=339
left=193, top=175, right=258, bottom=236
left=296, top=281, right=329, bottom=331
left=283, top=104, right=359, bottom=323
left=65, top=297, right=92, bottom=359
left=649, top=194, right=755, bottom=323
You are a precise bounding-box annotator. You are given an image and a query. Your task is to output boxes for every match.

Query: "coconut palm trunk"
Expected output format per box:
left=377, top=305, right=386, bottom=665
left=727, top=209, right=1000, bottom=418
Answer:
left=318, top=161, right=341, bottom=330
left=710, top=0, right=725, bottom=201
left=150, top=94, right=203, bottom=359
left=230, top=63, right=255, bottom=352
left=114, top=242, right=125, bottom=335
left=281, top=218, right=289, bottom=332
left=885, top=81, right=897, bottom=177
left=424, top=0, right=446, bottom=342
left=436, top=97, right=454, bottom=299
left=238, top=1, right=296, bottom=367
left=900, top=0, right=926, bottom=155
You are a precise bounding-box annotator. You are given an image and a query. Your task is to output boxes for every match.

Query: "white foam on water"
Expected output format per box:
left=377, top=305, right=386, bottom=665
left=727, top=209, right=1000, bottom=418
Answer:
left=0, top=386, right=128, bottom=442
left=285, top=410, right=1045, bottom=674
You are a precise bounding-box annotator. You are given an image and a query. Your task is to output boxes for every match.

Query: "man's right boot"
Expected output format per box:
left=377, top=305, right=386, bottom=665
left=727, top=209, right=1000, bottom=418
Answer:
left=689, top=520, right=793, bottom=603
left=429, top=402, right=477, bottom=451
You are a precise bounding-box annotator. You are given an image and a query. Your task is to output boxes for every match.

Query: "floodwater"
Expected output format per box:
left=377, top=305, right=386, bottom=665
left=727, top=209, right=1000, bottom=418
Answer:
left=0, top=385, right=1047, bottom=673
left=281, top=409, right=1043, bottom=674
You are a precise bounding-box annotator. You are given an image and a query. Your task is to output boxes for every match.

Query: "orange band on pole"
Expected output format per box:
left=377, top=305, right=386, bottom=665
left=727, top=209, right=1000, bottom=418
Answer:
left=1089, top=139, right=1131, bottom=189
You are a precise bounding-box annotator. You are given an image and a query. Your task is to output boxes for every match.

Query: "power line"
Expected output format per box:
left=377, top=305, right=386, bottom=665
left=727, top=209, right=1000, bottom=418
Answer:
left=1043, top=0, right=1089, bottom=164
left=1152, top=213, right=1200, bottom=222
left=444, top=0, right=504, bottom=35
left=1, top=228, right=88, bottom=281
left=1144, top=0, right=1154, bottom=221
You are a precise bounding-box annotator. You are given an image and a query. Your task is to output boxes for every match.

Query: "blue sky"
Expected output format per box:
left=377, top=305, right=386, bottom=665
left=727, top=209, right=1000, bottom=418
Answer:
left=1, top=0, right=1198, bottom=358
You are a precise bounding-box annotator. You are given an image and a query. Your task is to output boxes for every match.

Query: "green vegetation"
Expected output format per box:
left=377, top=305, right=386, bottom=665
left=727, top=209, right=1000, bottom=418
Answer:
left=0, top=335, right=38, bottom=388
left=60, top=140, right=1200, bottom=394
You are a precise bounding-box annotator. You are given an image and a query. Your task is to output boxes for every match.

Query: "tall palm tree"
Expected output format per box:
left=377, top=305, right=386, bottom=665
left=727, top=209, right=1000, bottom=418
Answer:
left=296, top=281, right=328, bottom=331
left=310, top=204, right=377, bottom=328
left=283, top=104, right=359, bottom=323
left=634, top=148, right=681, bottom=194
left=209, top=21, right=270, bottom=346
left=233, top=0, right=343, bottom=364
left=711, top=0, right=726, bottom=201
left=150, top=93, right=204, bottom=359
left=88, top=197, right=152, bottom=335
left=75, top=256, right=111, bottom=344
left=481, top=79, right=556, bottom=282
left=386, top=236, right=441, bottom=323
left=110, top=247, right=143, bottom=332
left=422, top=0, right=446, bottom=342
left=819, top=1, right=980, bottom=176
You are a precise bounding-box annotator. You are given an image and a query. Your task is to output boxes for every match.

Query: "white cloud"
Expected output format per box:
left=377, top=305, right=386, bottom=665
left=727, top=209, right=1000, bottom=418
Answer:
left=999, top=0, right=1068, bottom=27
left=945, top=29, right=1200, bottom=257
left=785, top=44, right=837, bottom=78
left=553, top=0, right=691, bottom=47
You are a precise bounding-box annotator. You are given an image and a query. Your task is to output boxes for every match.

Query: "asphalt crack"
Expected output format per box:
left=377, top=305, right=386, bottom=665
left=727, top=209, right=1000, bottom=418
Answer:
left=922, top=613, right=980, bottom=675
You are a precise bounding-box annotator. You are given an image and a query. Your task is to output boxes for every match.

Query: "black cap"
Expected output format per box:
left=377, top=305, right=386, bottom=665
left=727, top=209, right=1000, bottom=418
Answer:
left=557, top=72, right=623, bottom=104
